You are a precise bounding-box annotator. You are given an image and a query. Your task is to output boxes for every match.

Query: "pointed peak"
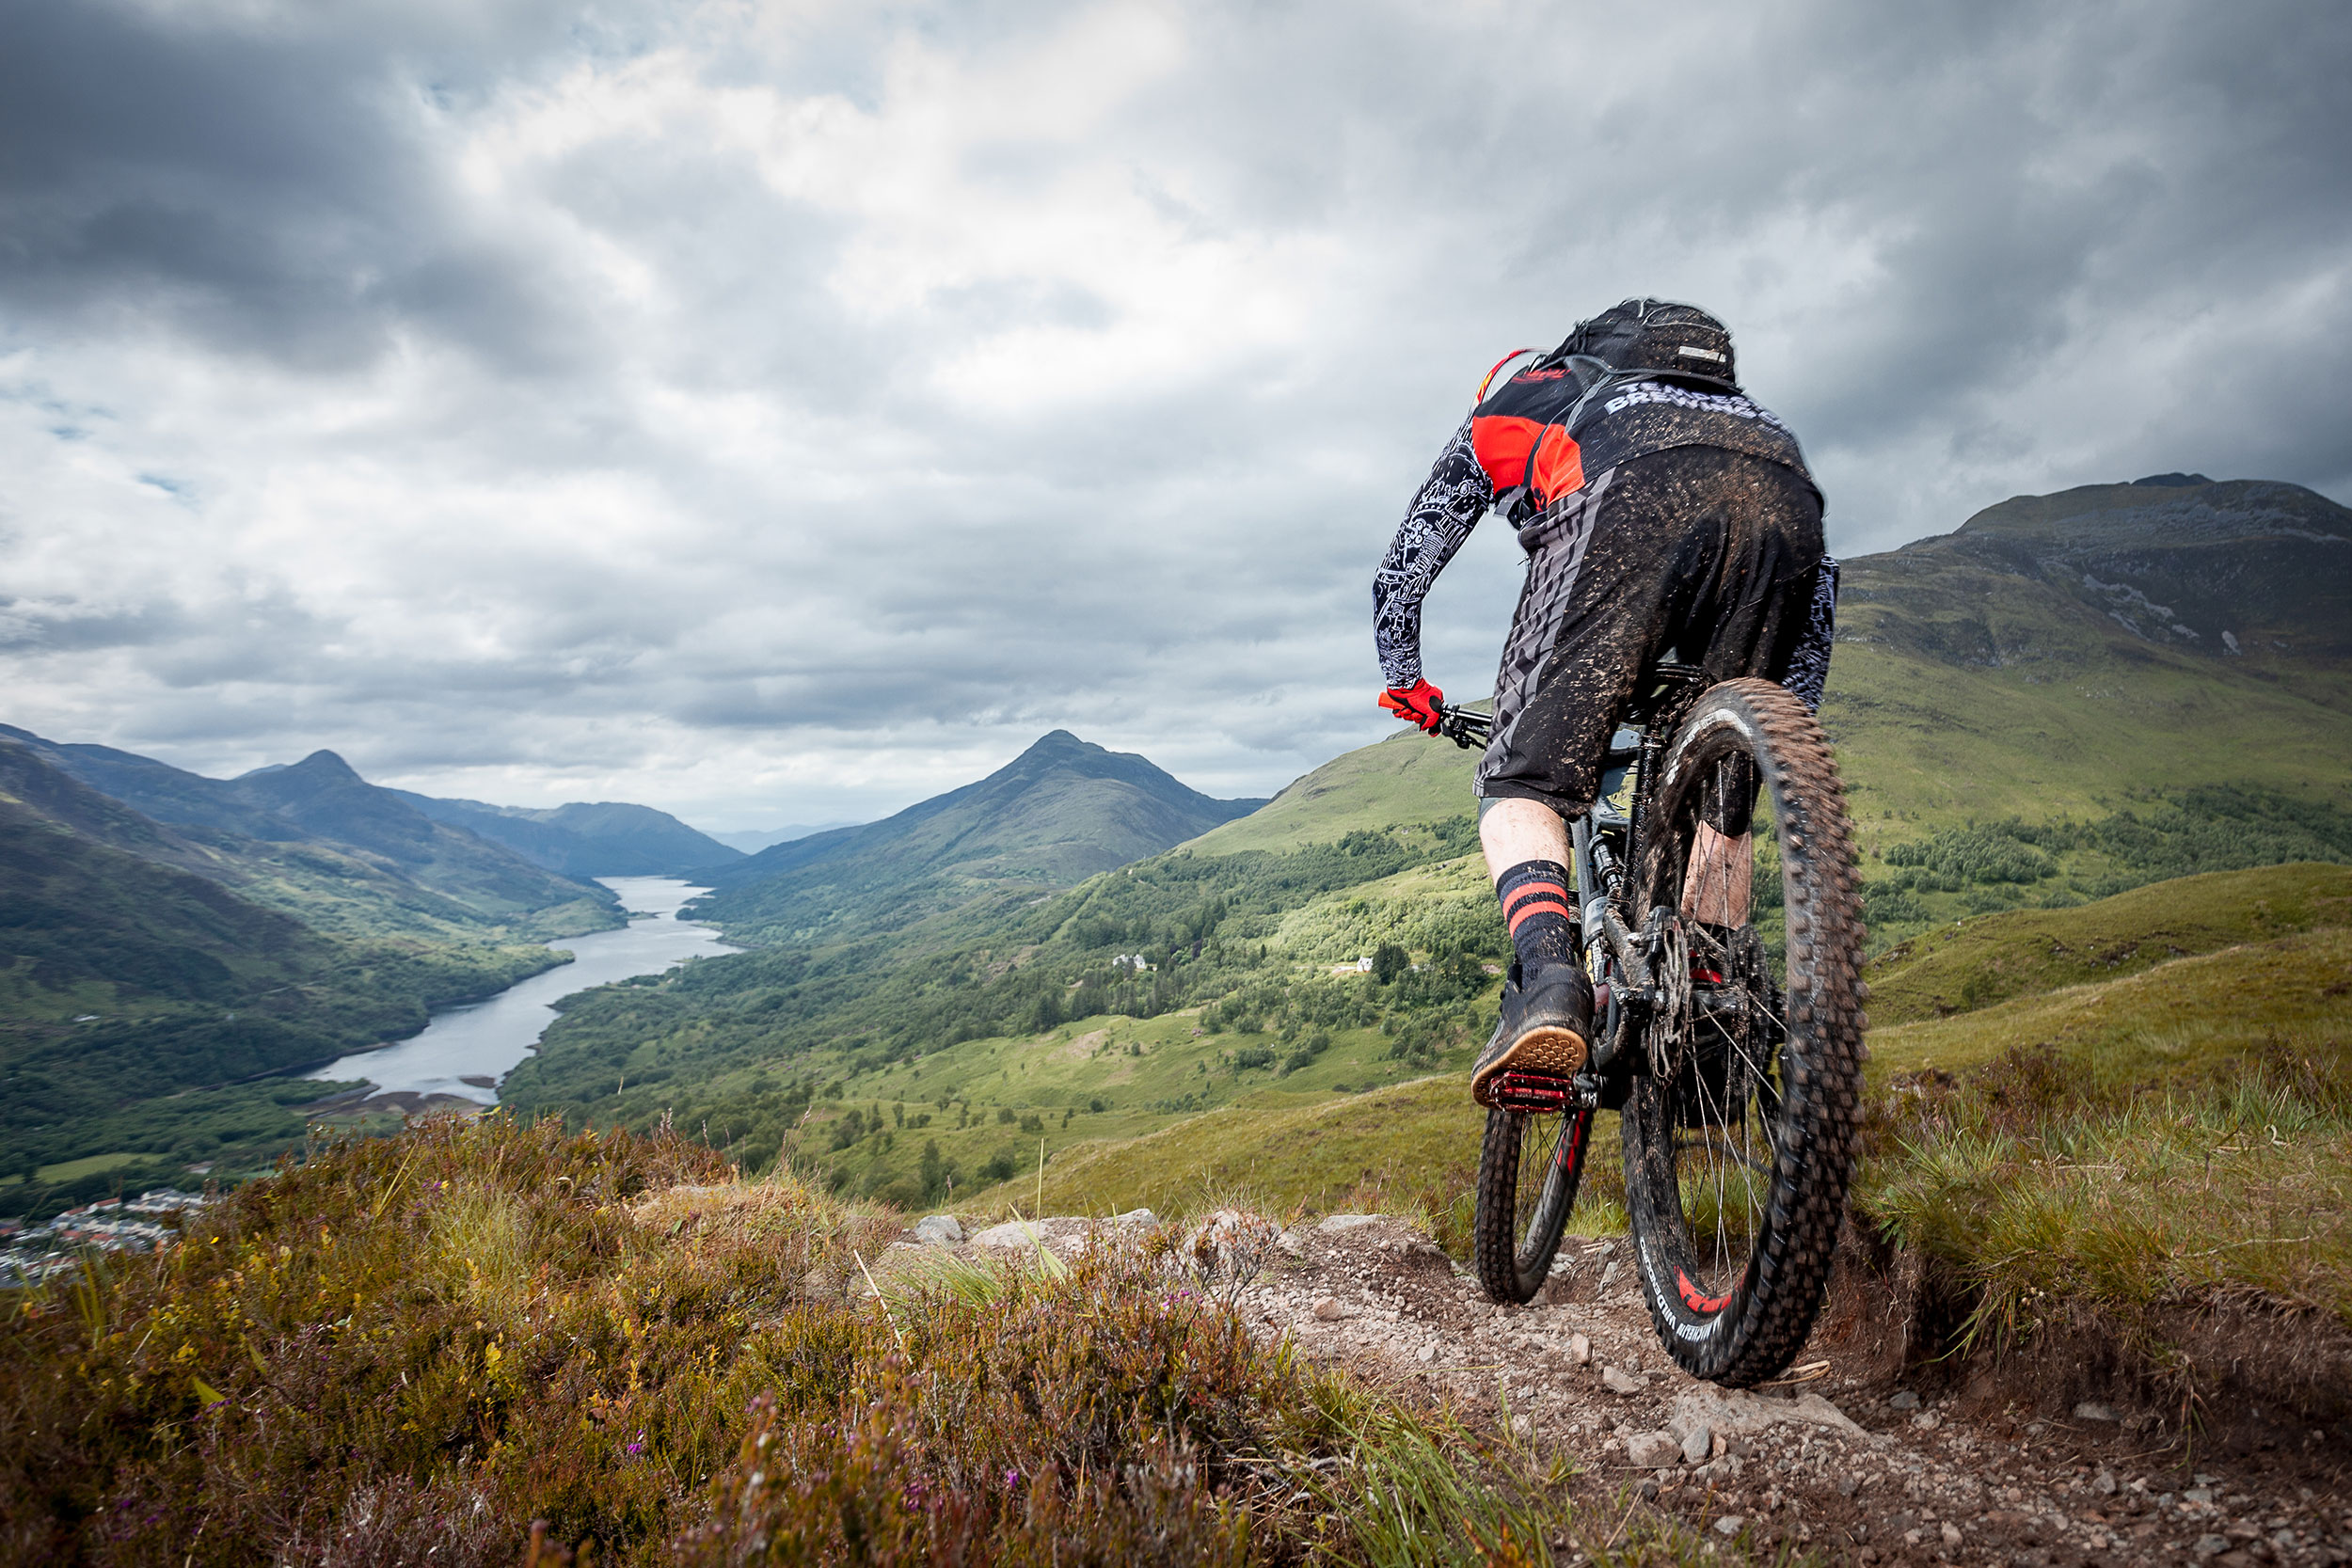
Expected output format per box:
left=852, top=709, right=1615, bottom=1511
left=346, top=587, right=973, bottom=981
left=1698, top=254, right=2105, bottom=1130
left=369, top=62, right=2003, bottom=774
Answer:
left=283, top=750, right=364, bottom=783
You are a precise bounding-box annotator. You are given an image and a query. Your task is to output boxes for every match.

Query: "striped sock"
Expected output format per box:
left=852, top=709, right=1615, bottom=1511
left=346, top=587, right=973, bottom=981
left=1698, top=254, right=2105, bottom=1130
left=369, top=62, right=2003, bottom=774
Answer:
left=1496, top=859, right=1577, bottom=970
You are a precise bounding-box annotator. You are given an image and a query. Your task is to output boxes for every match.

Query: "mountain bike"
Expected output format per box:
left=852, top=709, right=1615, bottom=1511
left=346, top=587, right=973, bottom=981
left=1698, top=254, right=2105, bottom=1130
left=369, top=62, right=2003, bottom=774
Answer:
left=1432, top=667, right=1867, bottom=1386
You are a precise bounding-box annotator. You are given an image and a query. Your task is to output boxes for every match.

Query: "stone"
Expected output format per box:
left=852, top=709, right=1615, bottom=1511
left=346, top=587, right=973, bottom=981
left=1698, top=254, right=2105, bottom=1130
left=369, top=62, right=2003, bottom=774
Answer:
left=1598, top=1259, right=1619, bottom=1290
left=2194, top=1535, right=2231, bottom=1560
left=1110, top=1207, right=1157, bottom=1227
left=1625, top=1431, right=1681, bottom=1468
left=1416, top=1341, right=1437, bottom=1364
left=2092, top=1469, right=2119, bottom=1496
left=1276, top=1228, right=1307, bottom=1257
left=1317, top=1212, right=1383, bottom=1234
left=970, top=1219, right=1048, bottom=1249
left=1565, top=1331, right=1592, bottom=1365
left=1187, top=1208, right=1277, bottom=1286
left=1601, top=1366, right=1648, bottom=1396
left=2074, top=1400, right=2120, bottom=1423
left=1713, top=1516, right=1744, bottom=1537
left=1911, top=1411, right=1940, bottom=1432
left=1887, top=1389, right=1920, bottom=1411
left=913, top=1213, right=964, bottom=1245
left=1311, top=1294, right=1349, bottom=1321
left=1681, top=1424, right=1712, bottom=1465
left=1940, top=1521, right=1963, bottom=1546
left=1669, top=1384, right=1875, bottom=1446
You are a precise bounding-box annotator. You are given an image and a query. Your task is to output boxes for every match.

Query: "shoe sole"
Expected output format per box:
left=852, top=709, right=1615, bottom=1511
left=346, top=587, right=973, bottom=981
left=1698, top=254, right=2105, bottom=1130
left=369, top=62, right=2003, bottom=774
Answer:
left=1472, top=1024, right=1590, bottom=1107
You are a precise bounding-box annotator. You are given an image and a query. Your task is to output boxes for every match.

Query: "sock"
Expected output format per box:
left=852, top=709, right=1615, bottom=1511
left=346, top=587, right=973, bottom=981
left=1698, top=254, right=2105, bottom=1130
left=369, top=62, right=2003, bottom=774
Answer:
left=1495, top=859, right=1578, bottom=972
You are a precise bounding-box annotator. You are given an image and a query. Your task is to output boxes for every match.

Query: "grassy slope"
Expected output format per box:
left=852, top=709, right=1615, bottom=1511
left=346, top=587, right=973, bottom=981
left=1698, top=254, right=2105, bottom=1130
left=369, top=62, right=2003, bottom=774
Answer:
left=1183, top=730, right=1480, bottom=855
left=1866, top=862, right=2352, bottom=1024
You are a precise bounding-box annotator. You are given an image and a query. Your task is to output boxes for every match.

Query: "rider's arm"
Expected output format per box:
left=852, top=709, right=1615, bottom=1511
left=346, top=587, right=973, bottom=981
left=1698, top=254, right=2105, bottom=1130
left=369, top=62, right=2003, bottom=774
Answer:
left=1779, top=555, right=1839, bottom=712
left=1374, top=418, right=1496, bottom=689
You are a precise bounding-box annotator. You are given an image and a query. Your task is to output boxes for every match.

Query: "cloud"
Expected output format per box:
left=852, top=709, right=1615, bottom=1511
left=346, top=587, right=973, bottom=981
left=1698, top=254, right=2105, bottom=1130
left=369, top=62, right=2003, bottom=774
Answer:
left=1, top=0, right=2346, bottom=828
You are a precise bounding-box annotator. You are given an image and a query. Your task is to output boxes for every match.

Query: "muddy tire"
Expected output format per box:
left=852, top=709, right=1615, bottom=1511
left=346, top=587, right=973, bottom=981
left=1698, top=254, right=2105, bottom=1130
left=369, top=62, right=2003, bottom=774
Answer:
left=1474, top=1101, right=1593, bottom=1304
left=1620, top=678, right=1867, bottom=1386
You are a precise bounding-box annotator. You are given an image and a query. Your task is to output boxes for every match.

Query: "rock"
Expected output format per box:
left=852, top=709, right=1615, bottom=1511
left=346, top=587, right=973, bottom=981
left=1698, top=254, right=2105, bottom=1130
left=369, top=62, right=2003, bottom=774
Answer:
left=1601, top=1366, right=1648, bottom=1396
left=1276, top=1228, right=1307, bottom=1257
left=912, top=1213, right=964, bottom=1245
left=2092, top=1468, right=2119, bottom=1496
left=1318, top=1212, right=1383, bottom=1234
left=970, top=1220, right=1049, bottom=1249
left=1417, top=1341, right=1437, bottom=1364
left=1110, top=1207, right=1157, bottom=1227
left=2194, top=1535, right=2232, bottom=1561
left=1670, top=1384, right=1873, bottom=1446
left=1188, top=1208, right=1278, bottom=1285
left=1598, top=1259, right=1620, bottom=1290
left=1911, top=1411, right=1940, bottom=1432
left=1887, top=1389, right=1920, bottom=1411
left=1565, top=1331, right=1592, bottom=1366
left=1713, top=1516, right=1744, bottom=1537
left=2074, top=1400, right=2120, bottom=1423
left=1625, top=1431, right=1681, bottom=1468
left=1681, top=1424, right=1712, bottom=1465
left=1940, top=1522, right=1962, bottom=1546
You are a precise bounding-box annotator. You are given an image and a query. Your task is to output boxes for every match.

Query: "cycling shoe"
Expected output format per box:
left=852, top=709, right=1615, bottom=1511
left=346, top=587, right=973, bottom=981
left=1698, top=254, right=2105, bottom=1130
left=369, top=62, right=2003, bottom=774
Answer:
left=1471, top=958, right=1593, bottom=1107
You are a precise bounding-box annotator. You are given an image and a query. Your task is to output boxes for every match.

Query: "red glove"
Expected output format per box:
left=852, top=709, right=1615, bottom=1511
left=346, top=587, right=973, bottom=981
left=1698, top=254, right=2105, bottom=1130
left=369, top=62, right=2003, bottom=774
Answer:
left=1379, top=678, right=1446, bottom=734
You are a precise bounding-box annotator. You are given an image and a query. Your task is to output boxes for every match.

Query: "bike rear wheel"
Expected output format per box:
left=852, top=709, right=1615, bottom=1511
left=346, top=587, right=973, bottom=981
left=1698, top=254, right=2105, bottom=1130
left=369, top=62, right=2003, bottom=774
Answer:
left=1474, top=1089, right=1594, bottom=1304
left=1620, top=677, right=1866, bottom=1385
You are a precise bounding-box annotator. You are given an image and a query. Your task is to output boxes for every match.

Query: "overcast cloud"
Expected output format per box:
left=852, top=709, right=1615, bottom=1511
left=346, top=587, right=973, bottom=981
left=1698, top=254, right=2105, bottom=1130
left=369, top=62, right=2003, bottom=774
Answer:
left=2, top=0, right=2346, bottom=829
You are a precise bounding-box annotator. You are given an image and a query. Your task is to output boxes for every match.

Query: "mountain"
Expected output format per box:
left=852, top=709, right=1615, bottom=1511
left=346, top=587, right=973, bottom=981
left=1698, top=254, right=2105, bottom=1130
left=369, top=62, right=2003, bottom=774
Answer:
left=0, top=724, right=618, bottom=933
left=690, top=731, right=1266, bottom=944
left=1821, top=476, right=2352, bottom=836
left=387, top=792, right=741, bottom=877
left=707, top=823, right=862, bottom=855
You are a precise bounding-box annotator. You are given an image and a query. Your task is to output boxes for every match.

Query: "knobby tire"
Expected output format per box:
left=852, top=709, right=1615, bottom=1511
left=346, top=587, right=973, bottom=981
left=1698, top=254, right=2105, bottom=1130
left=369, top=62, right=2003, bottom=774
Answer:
left=1620, top=677, right=1867, bottom=1386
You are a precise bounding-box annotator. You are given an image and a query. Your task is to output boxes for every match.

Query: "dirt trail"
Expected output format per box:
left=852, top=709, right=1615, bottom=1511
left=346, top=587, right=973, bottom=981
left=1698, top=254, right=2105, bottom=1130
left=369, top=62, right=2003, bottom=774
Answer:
left=901, top=1212, right=2352, bottom=1567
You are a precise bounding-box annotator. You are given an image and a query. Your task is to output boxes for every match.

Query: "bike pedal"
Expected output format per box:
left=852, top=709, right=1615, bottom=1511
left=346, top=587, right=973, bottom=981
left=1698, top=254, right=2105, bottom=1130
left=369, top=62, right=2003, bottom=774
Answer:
left=1491, top=1070, right=1573, bottom=1112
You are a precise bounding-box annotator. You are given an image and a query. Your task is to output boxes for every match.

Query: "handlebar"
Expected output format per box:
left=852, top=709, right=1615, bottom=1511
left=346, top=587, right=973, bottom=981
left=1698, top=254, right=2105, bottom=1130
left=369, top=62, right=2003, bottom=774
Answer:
left=1434, top=703, right=1492, bottom=751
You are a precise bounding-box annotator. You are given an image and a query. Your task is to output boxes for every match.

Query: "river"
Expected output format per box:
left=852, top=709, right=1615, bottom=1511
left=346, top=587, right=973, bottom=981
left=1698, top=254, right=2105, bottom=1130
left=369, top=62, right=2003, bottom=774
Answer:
left=306, top=876, right=739, bottom=1106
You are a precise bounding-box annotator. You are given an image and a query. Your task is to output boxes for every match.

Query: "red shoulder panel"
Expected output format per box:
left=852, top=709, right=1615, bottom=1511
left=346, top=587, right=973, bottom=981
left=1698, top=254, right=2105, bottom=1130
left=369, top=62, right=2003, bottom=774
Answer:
left=1470, top=414, right=1542, bottom=490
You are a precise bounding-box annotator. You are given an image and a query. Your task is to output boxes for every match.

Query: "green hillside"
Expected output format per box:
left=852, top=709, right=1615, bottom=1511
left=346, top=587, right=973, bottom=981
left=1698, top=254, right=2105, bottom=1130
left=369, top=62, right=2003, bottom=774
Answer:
left=691, top=730, right=1264, bottom=946
left=0, top=743, right=568, bottom=1201
left=1181, top=728, right=1479, bottom=855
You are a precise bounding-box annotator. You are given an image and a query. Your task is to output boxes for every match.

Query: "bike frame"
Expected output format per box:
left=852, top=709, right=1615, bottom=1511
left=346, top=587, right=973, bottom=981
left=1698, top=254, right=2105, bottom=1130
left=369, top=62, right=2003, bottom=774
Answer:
left=1434, top=661, right=1711, bottom=1110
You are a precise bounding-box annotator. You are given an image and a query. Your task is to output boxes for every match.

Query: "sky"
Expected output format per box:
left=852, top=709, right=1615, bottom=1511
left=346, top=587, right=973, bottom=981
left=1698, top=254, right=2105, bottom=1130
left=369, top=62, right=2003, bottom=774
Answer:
left=3, top=0, right=2347, bottom=832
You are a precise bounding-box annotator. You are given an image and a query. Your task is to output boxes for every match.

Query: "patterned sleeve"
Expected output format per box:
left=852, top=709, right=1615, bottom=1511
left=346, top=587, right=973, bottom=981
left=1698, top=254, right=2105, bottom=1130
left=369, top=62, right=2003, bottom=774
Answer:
left=1780, top=555, right=1839, bottom=712
left=1373, top=419, right=1494, bottom=689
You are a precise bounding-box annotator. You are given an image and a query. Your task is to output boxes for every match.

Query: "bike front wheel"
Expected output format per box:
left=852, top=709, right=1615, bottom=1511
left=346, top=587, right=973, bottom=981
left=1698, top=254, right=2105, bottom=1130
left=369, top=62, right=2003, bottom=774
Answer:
left=1620, top=677, right=1867, bottom=1385
left=1474, top=1092, right=1594, bottom=1304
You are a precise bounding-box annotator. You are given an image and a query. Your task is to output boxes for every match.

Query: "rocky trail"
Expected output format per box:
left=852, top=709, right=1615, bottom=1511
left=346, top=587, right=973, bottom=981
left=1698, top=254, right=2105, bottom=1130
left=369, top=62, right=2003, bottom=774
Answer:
left=885, top=1210, right=2352, bottom=1567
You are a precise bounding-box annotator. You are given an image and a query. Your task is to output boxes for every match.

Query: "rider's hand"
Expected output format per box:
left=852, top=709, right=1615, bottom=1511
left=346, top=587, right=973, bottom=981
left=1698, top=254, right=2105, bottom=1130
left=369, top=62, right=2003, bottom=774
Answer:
left=1379, top=678, right=1446, bottom=734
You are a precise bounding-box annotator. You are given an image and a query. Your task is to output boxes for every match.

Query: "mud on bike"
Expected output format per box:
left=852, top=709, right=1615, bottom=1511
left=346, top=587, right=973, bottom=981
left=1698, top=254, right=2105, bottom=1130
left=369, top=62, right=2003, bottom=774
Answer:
left=1432, top=666, right=1867, bottom=1386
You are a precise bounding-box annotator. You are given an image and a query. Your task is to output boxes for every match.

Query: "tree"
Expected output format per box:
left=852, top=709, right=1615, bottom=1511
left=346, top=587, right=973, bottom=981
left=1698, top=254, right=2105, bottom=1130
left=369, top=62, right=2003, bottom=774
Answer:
left=1374, top=943, right=1409, bottom=983
left=918, top=1139, right=945, bottom=1200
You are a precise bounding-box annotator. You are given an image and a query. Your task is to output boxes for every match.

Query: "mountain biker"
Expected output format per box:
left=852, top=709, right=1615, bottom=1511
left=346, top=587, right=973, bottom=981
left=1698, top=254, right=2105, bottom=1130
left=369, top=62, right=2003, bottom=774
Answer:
left=1373, top=299, right=1837, bottom=1106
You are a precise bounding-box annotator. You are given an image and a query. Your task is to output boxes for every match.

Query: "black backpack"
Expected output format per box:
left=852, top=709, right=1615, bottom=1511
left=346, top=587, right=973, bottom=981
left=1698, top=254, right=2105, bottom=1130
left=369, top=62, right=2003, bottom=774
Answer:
left=1549, top=298, right=1738, bottom=391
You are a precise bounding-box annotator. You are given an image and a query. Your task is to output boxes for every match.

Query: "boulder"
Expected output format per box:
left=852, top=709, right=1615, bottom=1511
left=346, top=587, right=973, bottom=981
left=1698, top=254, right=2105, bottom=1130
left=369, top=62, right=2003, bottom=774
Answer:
left=970, top=1219, right=1049, bottom=1249
left=1317, top=1213, right=1384, bottom=1234
left=1669, top=1385, right=1875, bottom=1447
left=913, top=1213, right=964, bottom=1246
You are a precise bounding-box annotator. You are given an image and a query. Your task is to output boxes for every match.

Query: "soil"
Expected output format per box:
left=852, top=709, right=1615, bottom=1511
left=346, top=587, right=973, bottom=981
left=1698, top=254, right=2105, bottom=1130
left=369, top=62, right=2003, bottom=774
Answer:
left=898, top=1212, right=2352, bottom=1567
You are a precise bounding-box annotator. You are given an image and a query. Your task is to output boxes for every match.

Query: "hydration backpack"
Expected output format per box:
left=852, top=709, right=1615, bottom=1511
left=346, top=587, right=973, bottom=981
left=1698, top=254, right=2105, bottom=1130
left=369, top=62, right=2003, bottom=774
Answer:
left=1550, top=298, right=1738, bottom=391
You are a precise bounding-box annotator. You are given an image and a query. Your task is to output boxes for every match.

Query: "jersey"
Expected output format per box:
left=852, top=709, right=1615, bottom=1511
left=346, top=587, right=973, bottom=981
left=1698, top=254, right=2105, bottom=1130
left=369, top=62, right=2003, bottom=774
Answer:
left=1372, top=358, right=1830, bottom=698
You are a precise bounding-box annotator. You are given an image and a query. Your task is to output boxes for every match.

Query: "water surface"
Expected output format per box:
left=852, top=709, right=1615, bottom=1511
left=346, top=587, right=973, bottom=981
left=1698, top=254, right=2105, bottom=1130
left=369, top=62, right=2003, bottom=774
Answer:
left=307, top=876, right=738, bottom=1104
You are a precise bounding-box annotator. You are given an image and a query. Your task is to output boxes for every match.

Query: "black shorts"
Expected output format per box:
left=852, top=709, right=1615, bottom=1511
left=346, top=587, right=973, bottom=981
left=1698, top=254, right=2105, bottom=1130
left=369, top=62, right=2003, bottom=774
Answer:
left=1474, top=445, right=1825, bottom=816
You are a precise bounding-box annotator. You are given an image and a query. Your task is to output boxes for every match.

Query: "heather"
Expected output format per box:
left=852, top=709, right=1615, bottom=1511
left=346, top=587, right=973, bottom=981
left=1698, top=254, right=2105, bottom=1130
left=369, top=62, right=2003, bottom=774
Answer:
left=1, top=1113, right=1642, bottom=1566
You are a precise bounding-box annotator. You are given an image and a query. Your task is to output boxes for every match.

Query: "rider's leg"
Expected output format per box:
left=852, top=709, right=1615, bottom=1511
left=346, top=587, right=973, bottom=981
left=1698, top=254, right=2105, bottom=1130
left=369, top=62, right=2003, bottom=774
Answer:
left=1479, top=796, right=1567, bottom=881
left=1681, top=822, right=1752, bottom=926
